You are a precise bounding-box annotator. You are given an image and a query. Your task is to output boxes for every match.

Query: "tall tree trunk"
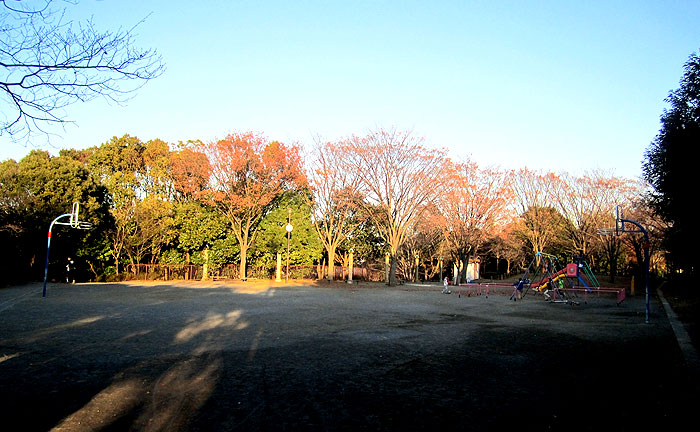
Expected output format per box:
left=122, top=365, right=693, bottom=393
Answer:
left=460, top=254, right=471, bottom=283
left=327, top=246, right=336, bottom=281
left=453, top=255, right=462, bottom=285
left=389, top=254, right=398, bottom=286
left=239, top=244, right=248, bottom=280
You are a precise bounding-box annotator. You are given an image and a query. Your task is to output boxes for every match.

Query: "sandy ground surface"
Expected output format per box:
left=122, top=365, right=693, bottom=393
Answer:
left=1, top=280, right=698, bottom=431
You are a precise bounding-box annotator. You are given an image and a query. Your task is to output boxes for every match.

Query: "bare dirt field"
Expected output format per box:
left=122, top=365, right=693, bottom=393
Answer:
left=1, top=280, right=698, bottom=431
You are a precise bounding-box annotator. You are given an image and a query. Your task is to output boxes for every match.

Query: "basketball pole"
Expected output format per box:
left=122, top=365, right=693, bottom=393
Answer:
left=612, top=205, right=651, bottom=323
left=42, top=203, right=92, bottom=297
left=43, top=212, right=73, bottom=297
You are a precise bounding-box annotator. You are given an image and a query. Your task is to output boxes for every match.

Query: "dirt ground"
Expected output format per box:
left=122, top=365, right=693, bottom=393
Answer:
left=1, top=280, right=698, bottom=431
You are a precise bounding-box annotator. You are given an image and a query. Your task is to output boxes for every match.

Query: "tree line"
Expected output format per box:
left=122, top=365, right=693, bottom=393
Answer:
left=0, top=127, right=659, bottom=287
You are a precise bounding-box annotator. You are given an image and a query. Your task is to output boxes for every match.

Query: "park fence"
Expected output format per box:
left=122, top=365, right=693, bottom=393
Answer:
left=125, top=263, right=384, bottom=282
left=126, top=264, right=202, bottom=281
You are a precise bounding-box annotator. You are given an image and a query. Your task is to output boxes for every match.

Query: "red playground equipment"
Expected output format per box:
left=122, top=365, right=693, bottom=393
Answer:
left=510, top=252, right=625, bottom=305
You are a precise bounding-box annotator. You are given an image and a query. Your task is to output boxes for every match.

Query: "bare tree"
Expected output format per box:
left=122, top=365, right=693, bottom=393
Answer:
left=339, top=128, right=448, bottom=285
left=594, top=177, right=649, bottom=282
left=395, top=205, right=445, bottom=282
left=511, top=168, right=566, bottom=260
left=1, top=0, right=164, bottom=141
left=439, top=160, right=510, bottom=284
left=553, top=170, right=642, bottom=267
left=307, top=138, right=361, bottom=280
left=553, top=170, right=614, bottom=257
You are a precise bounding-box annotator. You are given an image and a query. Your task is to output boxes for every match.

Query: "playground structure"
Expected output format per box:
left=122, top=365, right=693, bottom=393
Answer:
left=510, top=252, right=625, bottom=306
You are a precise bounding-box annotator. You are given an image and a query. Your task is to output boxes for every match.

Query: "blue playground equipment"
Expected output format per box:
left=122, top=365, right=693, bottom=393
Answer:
left=510, top=252, right=600, bottom=305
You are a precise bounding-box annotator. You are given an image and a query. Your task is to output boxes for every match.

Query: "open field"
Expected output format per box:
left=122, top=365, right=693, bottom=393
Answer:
left=1, top=280, right=698, bottom=431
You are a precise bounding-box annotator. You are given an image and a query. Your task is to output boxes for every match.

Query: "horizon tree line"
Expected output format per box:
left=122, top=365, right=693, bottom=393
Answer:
left=0, top=127, right=657, bottom=287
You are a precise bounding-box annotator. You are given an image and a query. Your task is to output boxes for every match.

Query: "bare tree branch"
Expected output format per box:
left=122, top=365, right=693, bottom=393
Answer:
left=0, top=0, right=164, bottom=142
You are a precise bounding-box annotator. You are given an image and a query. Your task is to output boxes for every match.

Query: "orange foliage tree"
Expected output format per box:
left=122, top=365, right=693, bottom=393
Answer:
left=339, top=128, right=448, bottom=285
left=439, top=160, right=511, bottom=284
left=201, top=132, right=306, bottom=280
left=169, top=142, right=211, bottom=203
left=484, top=220, right=525, bottom=276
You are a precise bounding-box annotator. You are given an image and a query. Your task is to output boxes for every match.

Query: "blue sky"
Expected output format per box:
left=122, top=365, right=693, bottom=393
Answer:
left=2, top=0, right=699, bottom=179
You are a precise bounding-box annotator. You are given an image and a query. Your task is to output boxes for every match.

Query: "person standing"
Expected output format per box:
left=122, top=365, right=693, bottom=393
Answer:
left=66, top=257, right=74, bottom=283
left=442, top=276, right=451, bottom=294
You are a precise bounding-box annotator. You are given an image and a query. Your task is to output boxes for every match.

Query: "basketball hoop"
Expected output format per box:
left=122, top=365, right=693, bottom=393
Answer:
left=597, top=227, right=618, bottom=236
left=603, top=204, right=652, bottom=323
left=42, top=202, right=94, bottom=297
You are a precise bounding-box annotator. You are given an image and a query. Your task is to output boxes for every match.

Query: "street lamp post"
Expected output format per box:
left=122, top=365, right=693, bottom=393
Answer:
left=285, top=209, right=293, bottom=283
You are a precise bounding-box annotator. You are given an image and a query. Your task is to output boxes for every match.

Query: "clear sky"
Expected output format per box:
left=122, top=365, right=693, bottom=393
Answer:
left=2, top=0, right=699, bottom=179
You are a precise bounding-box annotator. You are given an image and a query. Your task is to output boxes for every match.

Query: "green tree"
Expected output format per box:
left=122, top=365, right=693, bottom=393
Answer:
left=172, top=201, right=229, bottom=264
left=88, top=134, right=146, bottom=274
left=251, top=191, right=323, bottom=276
left=643, top=50, right=700, bottom=279
left=143, top=138, right=176, bottom=199
left=88, top=134, right=189, bottom=274
left=515, top=206, right=569, bottom=263
left=201, top=132, right=307, bottom=280
left=125, top=196, right=175, bottom=266
left=341, top=203, right=386, bottom=270
left=0, top=150, right=108, bottom=283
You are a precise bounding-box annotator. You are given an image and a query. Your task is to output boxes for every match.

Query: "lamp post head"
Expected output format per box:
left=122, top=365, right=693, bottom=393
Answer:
left=285, top=223, right=293, bottom=233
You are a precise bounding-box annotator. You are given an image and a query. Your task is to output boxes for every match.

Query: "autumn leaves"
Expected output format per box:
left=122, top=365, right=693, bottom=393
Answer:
left=174, top=127, right=641, bottom=284
left=0, top=127, right=642, bottom=284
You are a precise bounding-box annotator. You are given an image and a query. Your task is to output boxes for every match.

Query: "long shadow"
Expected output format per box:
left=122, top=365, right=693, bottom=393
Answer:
left=0, top=282, right=265, bottom=431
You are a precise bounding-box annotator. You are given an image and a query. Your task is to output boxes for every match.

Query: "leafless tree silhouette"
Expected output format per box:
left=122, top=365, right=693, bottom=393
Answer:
left=1, top=0, right=164, bottom=142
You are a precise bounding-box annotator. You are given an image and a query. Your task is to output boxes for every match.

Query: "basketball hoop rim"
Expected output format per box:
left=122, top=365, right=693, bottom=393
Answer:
left=597, top=227, right=619, bottom=236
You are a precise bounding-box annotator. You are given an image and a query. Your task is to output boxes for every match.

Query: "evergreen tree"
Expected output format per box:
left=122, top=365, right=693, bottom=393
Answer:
left=251, top=191, right=323, bottom=277
left=0, top=150, right=108, bottom=284
left=643, top=50, right=700, bottom=279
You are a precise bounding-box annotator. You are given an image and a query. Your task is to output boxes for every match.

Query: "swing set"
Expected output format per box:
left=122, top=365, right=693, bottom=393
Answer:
left=510, top=252, right=611, bottom=305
